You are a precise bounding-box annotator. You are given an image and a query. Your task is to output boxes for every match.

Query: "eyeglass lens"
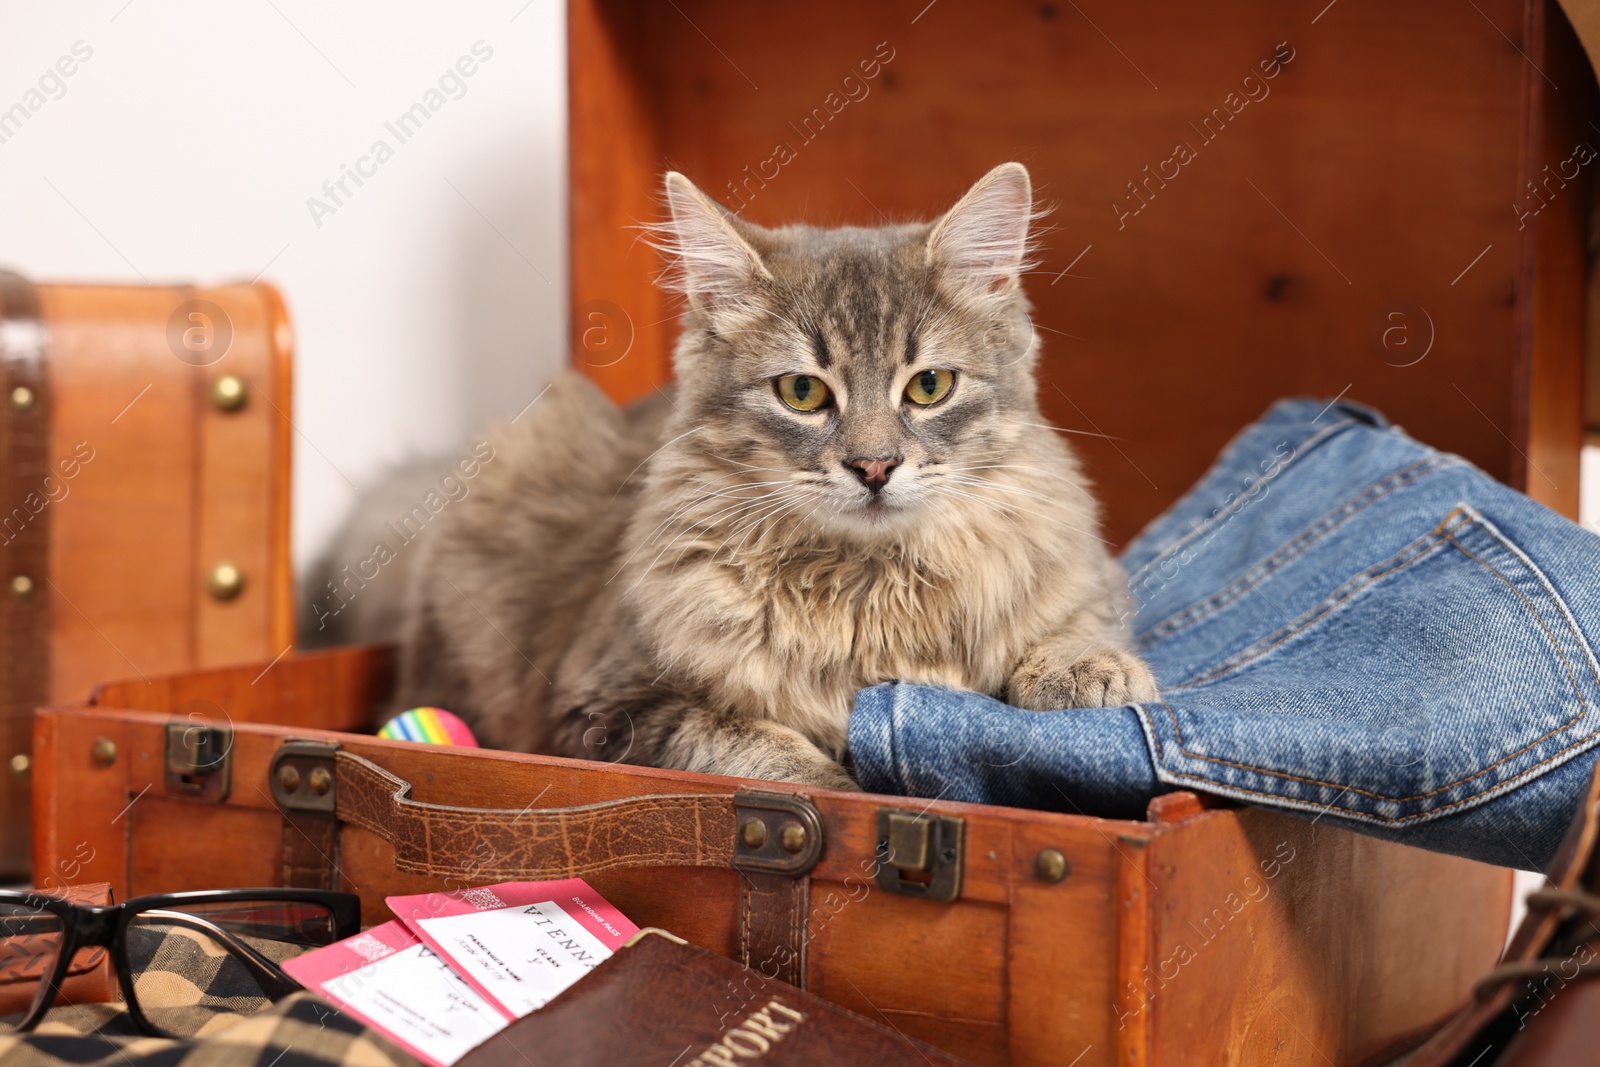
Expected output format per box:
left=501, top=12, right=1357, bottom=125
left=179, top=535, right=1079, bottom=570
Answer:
left=124, top=899, right=340, bottom=1037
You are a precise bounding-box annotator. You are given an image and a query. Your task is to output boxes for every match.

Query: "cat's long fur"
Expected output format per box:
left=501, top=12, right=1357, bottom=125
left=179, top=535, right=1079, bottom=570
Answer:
left=332, top=163, right=1157, bottom=788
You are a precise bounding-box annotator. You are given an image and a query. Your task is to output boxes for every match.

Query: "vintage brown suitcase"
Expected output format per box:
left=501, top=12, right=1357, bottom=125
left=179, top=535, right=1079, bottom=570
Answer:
left=33, top=645, right=1511, bottom=1067
left=569, top=0, right=1594, bottom=540
left=0, top=273, right=294, bottom=878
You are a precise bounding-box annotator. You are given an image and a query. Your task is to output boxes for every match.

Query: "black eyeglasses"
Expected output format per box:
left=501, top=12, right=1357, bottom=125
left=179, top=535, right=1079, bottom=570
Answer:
left=0, top=888, right=360, bottom=1037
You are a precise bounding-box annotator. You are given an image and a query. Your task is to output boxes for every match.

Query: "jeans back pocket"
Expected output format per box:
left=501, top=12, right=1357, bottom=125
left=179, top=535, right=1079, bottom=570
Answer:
left=1136, top=504, right=1600, bottom=826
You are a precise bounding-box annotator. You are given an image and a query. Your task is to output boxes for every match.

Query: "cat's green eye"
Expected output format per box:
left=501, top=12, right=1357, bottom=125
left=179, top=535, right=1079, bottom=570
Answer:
left=905, top=368, right=956, bottom=406
left=776, top=373, right=831, bottom=412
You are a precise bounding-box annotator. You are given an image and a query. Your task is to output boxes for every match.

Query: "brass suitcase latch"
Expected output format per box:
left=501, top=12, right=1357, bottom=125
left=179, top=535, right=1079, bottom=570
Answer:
left=875, top=807, right=964, bottom=903
left=163, top=720, right=233, bottom=802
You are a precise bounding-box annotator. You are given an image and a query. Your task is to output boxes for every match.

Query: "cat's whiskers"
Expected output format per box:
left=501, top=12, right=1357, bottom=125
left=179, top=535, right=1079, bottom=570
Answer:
left=650, top=473, right=820, bottom=559
left=773, top=496, right=832, bottom=562
left=1016, top=422, right=1123, bottom=441
left=934, top=478, right=1111, bottom=545
left=942, top=462, right=1084, bottom=486
left=612, top=480, right=795, bottom=587
left=943, top=469, right=1088, bottom=509
left=658, top=486, right=796, bottom=546
left=941, top=467, right=1093, bottom=502
left=944, top=474, right=1079, bottom=513
left=657, top=478, right=794, bottom=529
left=623, top=494, right=778, bottom=597
left=718, top=488, right=818, bottom=562
left=630, top=477, right=793, bottom=560
left=610, top=425, right=703, bottom=502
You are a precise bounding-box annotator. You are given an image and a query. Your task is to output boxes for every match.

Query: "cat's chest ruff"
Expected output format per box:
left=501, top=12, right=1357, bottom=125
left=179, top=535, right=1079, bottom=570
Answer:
left=736, top=545, right=1033, bottom=679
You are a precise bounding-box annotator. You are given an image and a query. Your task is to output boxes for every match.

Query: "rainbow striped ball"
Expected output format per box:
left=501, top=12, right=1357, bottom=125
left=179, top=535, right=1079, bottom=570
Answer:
left=378, top=707, right=479, bottom=747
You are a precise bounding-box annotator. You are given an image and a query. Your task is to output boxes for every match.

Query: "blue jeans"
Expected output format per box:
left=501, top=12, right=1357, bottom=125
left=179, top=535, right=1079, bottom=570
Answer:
left=847, top=400, right=1600, bottom=872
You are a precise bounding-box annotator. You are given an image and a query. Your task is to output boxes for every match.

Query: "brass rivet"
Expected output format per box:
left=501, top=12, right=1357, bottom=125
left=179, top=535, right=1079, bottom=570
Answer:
left=308, top=766, right=332, bottom=795
left=740, top=817, right=768, bottom=849
left=1035, top=848, right=1068, bottom=884
left=9, top=574, right=34, bottom=601
left=780, top=823, right=807, bottom=853
left=91, top=737, right=117, bottom=768
left=210, top=374, right=248, bottom=412
left=207, top=562, right=244, bottom=601
left=277, top=764, right=301, bottom=793
left=9, top=753, right=30, bottom=777
left=10, top=385, right=35, bottom=411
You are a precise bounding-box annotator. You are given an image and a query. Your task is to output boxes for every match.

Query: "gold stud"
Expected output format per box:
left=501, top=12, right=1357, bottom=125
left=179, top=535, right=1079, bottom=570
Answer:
left=10, top=385, right=35, bottom=411
left=91, top=737, right=117, bottom=768
left=9, top=754, right=30, bottom=777
left=277, top=764, right=301, bottom=793
left=207, top=562, right=244, bottom=601
left=210, top=374, right=247, bottom=412
left=9, top=575, right=34, bottom=601
left=309, top=766, right=333, bottom=795
left=1035, top=848, right=1068, bottom=883
left=740, top=818, right=768, bottom=849
left=780, top=823, right=807, bottom=853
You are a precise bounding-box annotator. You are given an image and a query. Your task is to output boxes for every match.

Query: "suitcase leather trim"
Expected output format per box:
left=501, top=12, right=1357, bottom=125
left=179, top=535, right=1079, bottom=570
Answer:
left=0, top=269, right=49, bottom=879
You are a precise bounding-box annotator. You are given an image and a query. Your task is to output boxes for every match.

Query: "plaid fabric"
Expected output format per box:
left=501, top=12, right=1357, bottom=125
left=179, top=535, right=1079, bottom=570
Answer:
left=0, top=927, right=421, bottom=1067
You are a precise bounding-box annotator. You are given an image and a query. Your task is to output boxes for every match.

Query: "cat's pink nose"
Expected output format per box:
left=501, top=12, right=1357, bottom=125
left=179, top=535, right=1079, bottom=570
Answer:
left=845, top=455, right=902, bottom=492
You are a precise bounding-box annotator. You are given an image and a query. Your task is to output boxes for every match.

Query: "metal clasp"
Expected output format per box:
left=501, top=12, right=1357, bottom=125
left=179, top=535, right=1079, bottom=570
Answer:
left=731, top=790, right=823, bottom=876
left=269, top=740, right=340, bottom=813
left=874, top=807, right=964, bottom=903
left=163, top=721, right=233, bottom=802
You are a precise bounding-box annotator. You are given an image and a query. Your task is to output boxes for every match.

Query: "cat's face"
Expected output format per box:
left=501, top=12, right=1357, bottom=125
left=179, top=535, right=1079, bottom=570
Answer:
left=660, top=164, right=1042, bottom=541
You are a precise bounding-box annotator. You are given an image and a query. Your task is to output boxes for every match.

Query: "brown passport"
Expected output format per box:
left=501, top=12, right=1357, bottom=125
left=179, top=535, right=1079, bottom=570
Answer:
left=0, top=882, right=118, bottom=1016
left=456, top=928, right=973, bottom=1067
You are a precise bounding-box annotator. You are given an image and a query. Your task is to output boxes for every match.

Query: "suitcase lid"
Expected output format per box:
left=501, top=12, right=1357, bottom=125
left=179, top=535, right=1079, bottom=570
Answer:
left=566, top=0, right=1596, bottom=543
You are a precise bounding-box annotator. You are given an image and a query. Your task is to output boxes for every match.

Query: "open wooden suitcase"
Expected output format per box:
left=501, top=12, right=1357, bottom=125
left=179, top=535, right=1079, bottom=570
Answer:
left=34, top=645, right=1509, bottom=1067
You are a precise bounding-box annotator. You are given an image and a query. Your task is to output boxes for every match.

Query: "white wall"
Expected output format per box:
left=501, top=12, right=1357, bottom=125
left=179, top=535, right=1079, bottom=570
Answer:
left=0, top=0, right=568, bottom=572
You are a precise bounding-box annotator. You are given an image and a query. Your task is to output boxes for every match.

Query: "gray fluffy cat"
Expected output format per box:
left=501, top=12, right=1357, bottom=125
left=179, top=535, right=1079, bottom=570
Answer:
left=316, top=163, right=1157, bottom=789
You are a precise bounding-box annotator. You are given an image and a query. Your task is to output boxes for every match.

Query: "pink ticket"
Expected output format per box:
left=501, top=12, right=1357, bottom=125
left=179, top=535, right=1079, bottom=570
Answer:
left=282, top=920, right=505, bottom=1067
left=387, top=879, right=639, bottom=1020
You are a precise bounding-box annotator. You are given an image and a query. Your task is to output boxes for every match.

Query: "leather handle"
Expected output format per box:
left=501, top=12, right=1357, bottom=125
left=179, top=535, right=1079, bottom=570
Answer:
left=333, top=750, right=741, bottom=880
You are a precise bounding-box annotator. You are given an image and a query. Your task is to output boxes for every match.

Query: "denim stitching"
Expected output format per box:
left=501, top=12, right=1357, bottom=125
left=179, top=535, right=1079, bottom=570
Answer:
left=1156, top=741, right=1582, bottom=825
left=1124, top=416, right=1358, bottom=588
left=1149, top=506, right=1599, bottom=811
left=1169, top=510, right=1466, bottom=689
left=1137, top=456, right=1455, bottom=649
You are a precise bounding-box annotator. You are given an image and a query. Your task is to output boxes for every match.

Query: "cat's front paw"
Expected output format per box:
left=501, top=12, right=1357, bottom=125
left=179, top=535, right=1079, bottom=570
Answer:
left=1007, top=647, right=1159, bottom=710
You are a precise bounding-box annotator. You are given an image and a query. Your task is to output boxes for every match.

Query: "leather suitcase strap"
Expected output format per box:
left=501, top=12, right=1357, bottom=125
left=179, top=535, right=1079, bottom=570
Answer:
left=739, top=871, right=810, bottom=987
left=0, top=270, right=49, bottom=880
left=281, top=811, right=342, bottom=892
left=334, top=750, right=740, bottom=878
left=275, top=747, right=820, bottom=988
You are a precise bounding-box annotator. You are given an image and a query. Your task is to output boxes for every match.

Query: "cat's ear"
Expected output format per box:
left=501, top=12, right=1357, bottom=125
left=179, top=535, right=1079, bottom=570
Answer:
left=926, top=162, right=1034, bottom=297
left=660, top=172, right=771, bottom=308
